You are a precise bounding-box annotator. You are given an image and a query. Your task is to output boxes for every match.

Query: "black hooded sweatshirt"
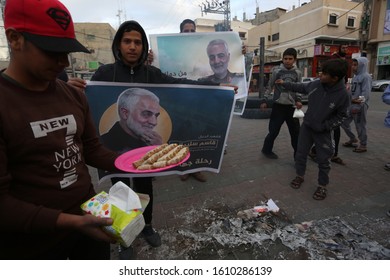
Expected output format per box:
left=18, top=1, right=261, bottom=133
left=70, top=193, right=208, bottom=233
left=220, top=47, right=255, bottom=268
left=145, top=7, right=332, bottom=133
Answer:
left=282, top=78, right=350, bottom=132
left=91, top=20, right=218, bottom=85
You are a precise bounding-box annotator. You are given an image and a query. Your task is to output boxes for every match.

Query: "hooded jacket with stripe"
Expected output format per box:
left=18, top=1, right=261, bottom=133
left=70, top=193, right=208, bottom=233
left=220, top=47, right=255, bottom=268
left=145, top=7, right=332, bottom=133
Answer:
left=350, top=57, right=372, bottom=106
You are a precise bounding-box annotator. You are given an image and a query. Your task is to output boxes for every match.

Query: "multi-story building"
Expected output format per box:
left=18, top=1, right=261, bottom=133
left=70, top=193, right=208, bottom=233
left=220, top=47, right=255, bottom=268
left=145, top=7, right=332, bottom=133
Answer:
left=247, top=0, right=363, bottom=81
left=71, top=23, right=116, bottom=73
left=367, top=0, right=390, bottom=80
left=195, top=17, right=254, bottom=41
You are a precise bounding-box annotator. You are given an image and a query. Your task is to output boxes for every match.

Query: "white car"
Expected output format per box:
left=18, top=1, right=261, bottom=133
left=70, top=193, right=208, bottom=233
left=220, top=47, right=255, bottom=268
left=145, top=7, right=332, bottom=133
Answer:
left=301, top=77, right=317, bottom=83
left=372, top=79, right=390, bottom=92
left=300, top=77, right=318, bottom=103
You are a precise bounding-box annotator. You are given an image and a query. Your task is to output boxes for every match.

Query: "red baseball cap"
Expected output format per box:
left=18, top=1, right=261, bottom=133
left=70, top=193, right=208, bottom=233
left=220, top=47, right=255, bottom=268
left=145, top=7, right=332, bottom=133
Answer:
left=4, top=0, right=90, bottom=53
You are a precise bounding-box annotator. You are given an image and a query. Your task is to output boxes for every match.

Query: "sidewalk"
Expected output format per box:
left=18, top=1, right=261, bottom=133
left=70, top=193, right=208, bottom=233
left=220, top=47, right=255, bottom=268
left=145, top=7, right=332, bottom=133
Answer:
left=92, top=92, right=390, bottom=260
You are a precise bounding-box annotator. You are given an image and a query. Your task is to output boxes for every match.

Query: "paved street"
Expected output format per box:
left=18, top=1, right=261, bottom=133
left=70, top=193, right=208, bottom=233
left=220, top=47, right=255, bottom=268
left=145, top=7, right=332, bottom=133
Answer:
left=92, top=91, right=390, bottom=260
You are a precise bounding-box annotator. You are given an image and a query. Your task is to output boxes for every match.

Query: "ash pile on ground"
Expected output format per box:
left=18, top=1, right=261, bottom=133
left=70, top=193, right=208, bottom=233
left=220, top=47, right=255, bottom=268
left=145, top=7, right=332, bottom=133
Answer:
left=120, top=203, right=390, bottom=260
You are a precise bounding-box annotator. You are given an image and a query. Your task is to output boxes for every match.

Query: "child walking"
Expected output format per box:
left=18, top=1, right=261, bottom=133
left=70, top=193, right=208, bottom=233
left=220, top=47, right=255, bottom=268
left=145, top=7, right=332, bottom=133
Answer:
left=341, top=57, right=372, bottom=153
left=275, top=59, right=350, bottom=200
left=261, top=48, right=302, bottom=159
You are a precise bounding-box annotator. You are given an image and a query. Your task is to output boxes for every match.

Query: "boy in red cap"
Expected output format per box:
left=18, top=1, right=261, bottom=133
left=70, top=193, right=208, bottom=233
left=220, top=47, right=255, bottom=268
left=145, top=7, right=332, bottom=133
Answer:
left=0, top=0, right=119, bottom=259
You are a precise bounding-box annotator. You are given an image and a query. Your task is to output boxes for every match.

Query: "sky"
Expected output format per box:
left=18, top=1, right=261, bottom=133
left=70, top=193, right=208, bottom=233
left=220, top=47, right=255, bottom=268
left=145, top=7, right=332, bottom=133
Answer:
left=61, top=0, right=303, bottom=35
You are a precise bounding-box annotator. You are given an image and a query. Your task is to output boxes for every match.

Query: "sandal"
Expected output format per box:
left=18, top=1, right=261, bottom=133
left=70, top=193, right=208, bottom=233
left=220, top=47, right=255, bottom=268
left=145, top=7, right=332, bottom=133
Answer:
left=331, top=156, right=346, bottom=165
left=313, top=186, right=327, bottom=200
left=342, top=140, right=358, bottom=147
left=353, top=146, right=367, bottom=153
left=290, top=176, right=304, bottom=189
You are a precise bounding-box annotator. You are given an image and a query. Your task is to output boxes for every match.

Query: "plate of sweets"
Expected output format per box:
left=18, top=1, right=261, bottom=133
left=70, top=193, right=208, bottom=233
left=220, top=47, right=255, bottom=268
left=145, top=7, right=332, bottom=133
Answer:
left=114, top=143, right=190, bottom=173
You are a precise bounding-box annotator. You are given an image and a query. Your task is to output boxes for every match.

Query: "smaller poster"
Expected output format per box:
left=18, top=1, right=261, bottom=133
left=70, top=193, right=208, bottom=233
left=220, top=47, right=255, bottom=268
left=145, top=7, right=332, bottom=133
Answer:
left=150, top=31, right=248, bottom=115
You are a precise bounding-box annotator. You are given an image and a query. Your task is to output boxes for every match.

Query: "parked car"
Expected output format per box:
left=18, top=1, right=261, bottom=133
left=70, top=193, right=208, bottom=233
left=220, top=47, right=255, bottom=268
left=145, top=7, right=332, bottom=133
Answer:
left=300, top=77, right=318, bottom=103
left=372, top=79, right=390, bottom=92
left=301, top=77, right=317, bottom=83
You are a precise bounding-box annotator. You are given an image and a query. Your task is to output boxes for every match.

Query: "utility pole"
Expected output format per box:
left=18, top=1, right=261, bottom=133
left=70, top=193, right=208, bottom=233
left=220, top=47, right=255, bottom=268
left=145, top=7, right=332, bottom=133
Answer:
left=199, top=0, right=231, bottom=31
left=258, top=37, right=265, bottom=98
left=116, top=9, right=122, bottom=27
left=359, top=0, right=371, bottom=53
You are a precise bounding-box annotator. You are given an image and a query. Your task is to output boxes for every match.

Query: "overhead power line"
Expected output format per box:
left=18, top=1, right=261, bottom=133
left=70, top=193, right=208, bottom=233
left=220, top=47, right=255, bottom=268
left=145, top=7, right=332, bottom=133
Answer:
left=267, top=0, right=364, bottom=47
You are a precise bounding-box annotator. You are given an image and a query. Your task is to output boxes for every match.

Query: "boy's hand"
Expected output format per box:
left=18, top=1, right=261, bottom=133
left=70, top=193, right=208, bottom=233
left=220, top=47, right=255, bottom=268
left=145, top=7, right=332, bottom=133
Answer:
left=295, top=101, right=303, bottom=109
left=220, top=83, right=238, bottom=94
left=67, top=77, right=87, bottom=90
left=275, top=79, right=284, bottom=84
left=57, top=213, right=117, bottom=243
left=146, top=49, right=154, bottom=65
left=351, top=98, right=361, bottom=104
left=77, top=215, right=117, bottom=243
left=260, top=103, right=268, bottom=110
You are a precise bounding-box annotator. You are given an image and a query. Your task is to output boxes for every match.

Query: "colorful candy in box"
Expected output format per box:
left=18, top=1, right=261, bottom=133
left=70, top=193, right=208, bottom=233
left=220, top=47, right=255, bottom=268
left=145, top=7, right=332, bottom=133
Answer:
left=81, top=181, right=149, bottom=247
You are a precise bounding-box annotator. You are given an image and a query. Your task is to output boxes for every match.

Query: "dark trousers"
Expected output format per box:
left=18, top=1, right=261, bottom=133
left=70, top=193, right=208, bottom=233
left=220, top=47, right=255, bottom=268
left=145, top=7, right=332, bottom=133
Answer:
left=262, top=103, right=300, bottom=156
left=333, top=127, right=340, bottom=156
left=111, top=177, right=153, bottom=225
left=311, top=127, right=341, bottom=156
left=295, top=124, right=334, bottom=186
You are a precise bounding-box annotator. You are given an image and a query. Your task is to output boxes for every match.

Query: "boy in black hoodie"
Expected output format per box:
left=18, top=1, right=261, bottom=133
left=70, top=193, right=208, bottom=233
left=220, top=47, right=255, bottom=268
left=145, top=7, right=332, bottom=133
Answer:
left=91, top=20, right=228, bottom=250
left=276, top=59, right=349, bottom=200
left=91, top=20, right=219, bottom=85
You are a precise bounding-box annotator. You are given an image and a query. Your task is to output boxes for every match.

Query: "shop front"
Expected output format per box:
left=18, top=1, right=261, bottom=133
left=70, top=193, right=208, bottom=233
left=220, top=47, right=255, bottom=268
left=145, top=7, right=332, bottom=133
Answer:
left=376, top=41, right=390, bottom=79
left=311, top=44, right=360, bottom=79
left=250, top=64, right=277, bottom=92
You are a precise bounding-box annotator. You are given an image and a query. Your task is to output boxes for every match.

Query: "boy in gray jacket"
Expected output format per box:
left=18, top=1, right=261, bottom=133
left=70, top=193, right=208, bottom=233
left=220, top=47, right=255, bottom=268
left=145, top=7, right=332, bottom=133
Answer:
left=261, top=48, right=302, bottom=159
left=276, top=59, right=349, bottom=200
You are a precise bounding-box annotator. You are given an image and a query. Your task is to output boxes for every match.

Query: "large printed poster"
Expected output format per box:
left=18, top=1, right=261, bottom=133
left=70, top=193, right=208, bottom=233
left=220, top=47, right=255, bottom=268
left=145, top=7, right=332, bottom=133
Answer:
left=85, top=82, right=235, bottom=183
left=149, top=32, right=248, bottom=115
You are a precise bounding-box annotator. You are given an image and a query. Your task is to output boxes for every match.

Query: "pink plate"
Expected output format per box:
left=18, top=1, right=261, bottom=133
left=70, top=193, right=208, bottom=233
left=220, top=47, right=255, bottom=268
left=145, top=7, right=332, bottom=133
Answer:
left=114, top=145, right=190, bottom=173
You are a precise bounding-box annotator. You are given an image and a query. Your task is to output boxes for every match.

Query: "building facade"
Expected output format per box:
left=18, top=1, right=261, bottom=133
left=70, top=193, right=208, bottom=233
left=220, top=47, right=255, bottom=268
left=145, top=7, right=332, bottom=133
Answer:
left=71, top=23, right=116, bottom=72
left=247, top=0, right=363, bottom=80
left=367, top=0, right=390, bottom=79
left=195, top=17, right=254, bottom=40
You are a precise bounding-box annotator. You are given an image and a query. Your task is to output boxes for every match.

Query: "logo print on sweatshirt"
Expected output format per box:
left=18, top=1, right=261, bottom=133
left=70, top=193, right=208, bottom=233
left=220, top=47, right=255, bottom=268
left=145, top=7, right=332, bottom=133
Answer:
left=329, top=102, right=335, bottom=109
left=47, top=8, right=71, bottom=30
left=30, top=115, right=79, bottom=189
